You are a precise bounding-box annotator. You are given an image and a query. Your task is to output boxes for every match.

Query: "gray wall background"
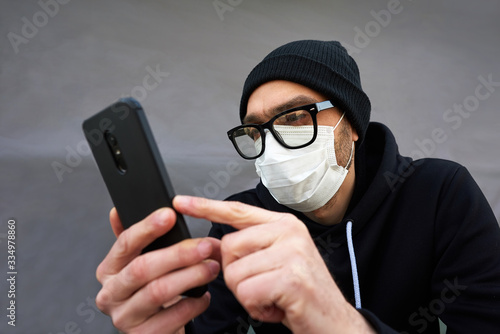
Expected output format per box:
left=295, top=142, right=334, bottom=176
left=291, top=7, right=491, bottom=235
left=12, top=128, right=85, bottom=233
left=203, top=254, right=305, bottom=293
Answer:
left=1, top=0, right=499, bottom=333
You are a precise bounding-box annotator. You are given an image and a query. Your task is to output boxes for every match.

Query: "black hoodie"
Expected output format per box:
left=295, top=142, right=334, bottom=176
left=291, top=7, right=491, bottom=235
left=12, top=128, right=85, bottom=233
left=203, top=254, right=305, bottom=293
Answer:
left=191, top=122, right=500, bottom=334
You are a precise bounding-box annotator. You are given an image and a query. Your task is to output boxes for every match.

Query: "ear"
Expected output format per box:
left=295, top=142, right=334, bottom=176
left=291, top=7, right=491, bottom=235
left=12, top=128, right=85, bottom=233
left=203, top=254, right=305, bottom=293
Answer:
left=351, top=125, right=359, bottom=142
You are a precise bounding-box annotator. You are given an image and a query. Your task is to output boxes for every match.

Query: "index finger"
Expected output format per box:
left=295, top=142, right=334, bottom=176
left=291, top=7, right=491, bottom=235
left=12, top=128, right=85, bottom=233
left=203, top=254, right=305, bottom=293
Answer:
left=173, top=195, right=289, bottom=230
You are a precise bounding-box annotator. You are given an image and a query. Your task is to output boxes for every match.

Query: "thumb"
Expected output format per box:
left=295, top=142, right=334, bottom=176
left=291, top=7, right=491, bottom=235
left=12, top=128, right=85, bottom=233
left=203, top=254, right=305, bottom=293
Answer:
left=109, top=207, right=124, bottom=237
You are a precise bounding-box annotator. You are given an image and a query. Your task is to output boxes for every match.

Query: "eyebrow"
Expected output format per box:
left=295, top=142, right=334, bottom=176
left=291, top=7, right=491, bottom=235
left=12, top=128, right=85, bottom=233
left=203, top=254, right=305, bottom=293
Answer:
left=243, top=95, right=319, bottom=124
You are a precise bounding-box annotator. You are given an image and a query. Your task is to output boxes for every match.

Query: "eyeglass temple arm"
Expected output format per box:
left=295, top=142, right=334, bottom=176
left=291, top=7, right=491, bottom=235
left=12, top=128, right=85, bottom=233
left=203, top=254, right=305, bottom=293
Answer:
left=316, top=100, right=334, bottom=111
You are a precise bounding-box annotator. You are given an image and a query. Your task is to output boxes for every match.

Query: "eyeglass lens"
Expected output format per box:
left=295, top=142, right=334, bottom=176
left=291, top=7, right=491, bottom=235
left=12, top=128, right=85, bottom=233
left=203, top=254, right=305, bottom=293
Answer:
left=232, top=108, right=315, bottom=158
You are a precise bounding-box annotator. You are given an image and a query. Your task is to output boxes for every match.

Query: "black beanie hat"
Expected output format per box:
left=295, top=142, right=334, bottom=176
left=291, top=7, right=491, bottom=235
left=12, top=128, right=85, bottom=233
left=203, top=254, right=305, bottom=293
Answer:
left=240, top=40, right=371, bottom=145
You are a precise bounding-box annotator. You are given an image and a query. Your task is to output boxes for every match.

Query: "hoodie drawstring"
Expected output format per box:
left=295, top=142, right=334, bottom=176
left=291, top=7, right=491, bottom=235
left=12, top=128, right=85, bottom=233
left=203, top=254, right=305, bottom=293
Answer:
left=346, top=220, right=362, bottom=309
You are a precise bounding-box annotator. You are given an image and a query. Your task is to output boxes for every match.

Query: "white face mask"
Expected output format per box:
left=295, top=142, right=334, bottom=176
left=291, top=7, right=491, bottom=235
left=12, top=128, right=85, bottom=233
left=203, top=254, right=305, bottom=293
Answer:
left=255, top=113, right=353, bottom=212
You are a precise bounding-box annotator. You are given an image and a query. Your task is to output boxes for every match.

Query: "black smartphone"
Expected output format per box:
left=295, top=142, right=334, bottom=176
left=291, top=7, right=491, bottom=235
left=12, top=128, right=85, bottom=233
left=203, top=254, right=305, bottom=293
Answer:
left=82, top=97, right=206, bottom=298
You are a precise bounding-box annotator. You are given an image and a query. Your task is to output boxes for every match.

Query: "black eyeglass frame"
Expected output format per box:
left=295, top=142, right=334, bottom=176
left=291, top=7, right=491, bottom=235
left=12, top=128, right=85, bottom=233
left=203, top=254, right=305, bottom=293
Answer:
left=227, top=100, right=335, bottom=159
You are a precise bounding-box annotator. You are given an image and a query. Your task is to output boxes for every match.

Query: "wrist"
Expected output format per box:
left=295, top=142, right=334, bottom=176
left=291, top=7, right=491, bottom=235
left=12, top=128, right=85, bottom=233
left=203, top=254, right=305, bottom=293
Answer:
left=344, top=303, right=377, bottom=334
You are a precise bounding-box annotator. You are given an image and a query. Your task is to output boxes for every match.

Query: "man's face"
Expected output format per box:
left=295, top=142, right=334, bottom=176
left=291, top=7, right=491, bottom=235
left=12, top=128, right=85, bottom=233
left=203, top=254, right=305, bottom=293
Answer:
left=245, top=80, right=357, bottom=170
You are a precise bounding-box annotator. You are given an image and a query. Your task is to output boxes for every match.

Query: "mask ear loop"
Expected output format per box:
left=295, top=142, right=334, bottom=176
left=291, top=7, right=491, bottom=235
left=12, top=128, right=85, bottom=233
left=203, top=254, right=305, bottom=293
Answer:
left=333, top=112, right=346, bottom=131
left=345, top=141, right=354, bottom=170
left=332, top=112, right=354, bottom=170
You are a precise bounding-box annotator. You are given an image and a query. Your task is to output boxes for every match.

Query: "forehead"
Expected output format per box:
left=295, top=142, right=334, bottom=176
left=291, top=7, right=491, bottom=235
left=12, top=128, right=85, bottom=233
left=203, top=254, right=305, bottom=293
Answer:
left=245, top=80, right=328, bottom=124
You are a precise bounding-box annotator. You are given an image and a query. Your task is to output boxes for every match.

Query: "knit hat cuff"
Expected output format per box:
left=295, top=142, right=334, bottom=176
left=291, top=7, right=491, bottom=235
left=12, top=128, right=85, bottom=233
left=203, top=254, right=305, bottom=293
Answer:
left=240, top=54, right=371, bottom=144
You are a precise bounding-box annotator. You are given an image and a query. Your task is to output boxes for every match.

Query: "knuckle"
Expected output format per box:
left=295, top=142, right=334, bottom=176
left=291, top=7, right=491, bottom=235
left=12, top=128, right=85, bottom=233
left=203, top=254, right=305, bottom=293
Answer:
left=127, top=255, right=149, bottom=283
left=222, top=264, right=237, bottom=290
left=115, top=229, right=134, bottom=258
left=228, top=200, right=252, bottom=219
left=292, top=234, right=310, bottom=250
left=170, top=296, right=198, bottom=320
left=281, top=212, right=296, bottom=221
left=281, top=213, right=305, bottom=230
left=146, top=278, right=170, bottom=306
left=235, top=282, right=256, bottom=309
left=190, top=261, right=215, bottom=285
left=220, top=234, right=233, bottom=254
left=220, top=235, right=239, bottom=264
left=192, top=262, right=212, bottom=287
left=111, top=312, right=128, bottom=332
left=95, top=262, right=106, bottom=283
left=95, top=288, right=112, bottom=314
left=175, top=240, right=198, bottom=265
left=197, top=197, right=212, bottom=209
left=281, top=219, right=310, bottom=241
left=296, top=222, right=309, bottom=235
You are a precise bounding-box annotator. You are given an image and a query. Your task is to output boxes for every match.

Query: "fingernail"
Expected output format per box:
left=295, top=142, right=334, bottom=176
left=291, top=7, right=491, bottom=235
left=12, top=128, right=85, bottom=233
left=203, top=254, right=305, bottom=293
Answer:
left=174, top=195, right=190, bottom=207
left=155, top=208, right=170, bottom=226
left=203, top=291, right=211, bottom=302
left=207, top=260, right=220, bottom=276
left=197, top=240, right=212, bottom=258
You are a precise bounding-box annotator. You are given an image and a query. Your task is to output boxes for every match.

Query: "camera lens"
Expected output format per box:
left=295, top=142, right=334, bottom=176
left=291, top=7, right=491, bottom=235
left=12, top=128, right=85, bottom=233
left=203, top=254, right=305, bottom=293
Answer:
left=106, top=133, right=117, bottom=145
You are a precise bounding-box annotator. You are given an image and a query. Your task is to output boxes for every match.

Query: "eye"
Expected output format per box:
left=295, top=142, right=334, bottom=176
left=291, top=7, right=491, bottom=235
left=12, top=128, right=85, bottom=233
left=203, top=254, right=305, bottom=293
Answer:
left=275, top=110, right=311, bottom=126
left=245, top=127, right=261, bottom=141
left=285, top=112, right=305, bottom=123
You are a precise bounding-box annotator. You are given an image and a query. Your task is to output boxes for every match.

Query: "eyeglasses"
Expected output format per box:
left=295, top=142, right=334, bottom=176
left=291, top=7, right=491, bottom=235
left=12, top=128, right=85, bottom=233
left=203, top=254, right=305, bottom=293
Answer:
left=227, top=100, right=334, bottom=159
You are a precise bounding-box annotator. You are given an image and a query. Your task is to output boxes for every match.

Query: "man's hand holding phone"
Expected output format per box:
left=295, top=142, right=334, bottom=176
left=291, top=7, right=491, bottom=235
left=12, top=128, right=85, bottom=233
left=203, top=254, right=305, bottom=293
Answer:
left=85, top=99, right=220, bottom=333
left=95, top=207, right=221, bottom=334
left=96, top=196, right=376, bottom=334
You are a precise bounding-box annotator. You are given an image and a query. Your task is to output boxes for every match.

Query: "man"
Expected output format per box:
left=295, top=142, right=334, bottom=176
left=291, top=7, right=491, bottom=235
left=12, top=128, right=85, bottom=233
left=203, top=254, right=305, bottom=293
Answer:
left=95, top=40, right=500, bottom=333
